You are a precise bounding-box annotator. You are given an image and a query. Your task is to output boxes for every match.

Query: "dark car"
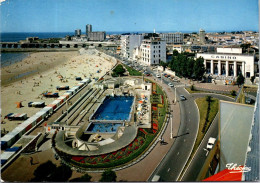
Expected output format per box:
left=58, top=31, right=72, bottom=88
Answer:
left=180, top=95, right=186, bottom=101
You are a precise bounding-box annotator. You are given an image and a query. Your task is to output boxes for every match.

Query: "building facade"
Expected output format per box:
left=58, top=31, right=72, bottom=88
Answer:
left=159, top=32, right=184, bottom=44
left=199, top=29, right=206, bottom=44
left=88, top=32, right=106, bottom=41
left=121, top=35, right=144, bottom=59
left=75, top=29, right=81, bottom=37
left=86, top=24, right=92, bottom=37
left=139, top=37, right=166, bottom=66
left=196, top=48, right=255, bottom=78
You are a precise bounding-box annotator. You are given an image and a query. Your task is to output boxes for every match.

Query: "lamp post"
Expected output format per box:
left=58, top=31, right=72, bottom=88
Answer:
left=174, top=87, right=177, bottom=104
left=170, top=114, right=173, bottom=139
left=161, top=72, right=163, bottom=84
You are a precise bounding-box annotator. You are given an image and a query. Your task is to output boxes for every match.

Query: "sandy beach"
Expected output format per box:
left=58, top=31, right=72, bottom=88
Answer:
left=1, top=49, right=117, bottom=133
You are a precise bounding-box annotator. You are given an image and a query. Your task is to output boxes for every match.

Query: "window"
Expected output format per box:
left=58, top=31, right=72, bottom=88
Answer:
left=159, top=54, right=160, bottom=57
left=154, top=55, right=155, bottom=58
left=159, top=50, right=160, bottom=53
left=159, top=46, right=160, bottom=48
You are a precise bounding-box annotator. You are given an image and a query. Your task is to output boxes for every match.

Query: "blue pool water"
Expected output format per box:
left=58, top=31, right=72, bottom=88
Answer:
left=91, top=96, right=134, bottom=121
left=86, top=123, right=122, bottom=133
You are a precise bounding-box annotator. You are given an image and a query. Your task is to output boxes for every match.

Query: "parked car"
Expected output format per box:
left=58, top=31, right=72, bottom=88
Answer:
left=207, top=137, right=216, bottom=150
left=180, top=95, right=186, bottom=101
left=246, top=97, right=253, bottom=104
left=156, top=74, right=161, bottom=78
left=168, top=83, right=174, bottom=87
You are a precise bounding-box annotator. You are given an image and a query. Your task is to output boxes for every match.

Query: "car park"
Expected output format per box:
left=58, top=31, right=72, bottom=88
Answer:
left=180, top=95, right=186, bottom=101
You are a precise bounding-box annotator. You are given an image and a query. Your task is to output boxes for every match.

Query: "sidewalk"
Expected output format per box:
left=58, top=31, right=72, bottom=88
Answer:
left=179, top=78, right=240, bottom=92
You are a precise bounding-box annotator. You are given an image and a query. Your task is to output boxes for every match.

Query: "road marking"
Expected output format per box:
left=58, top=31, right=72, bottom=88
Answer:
left=189, top=111, right=190, bottom=114
left=189, top=119, right=190, bottom=122
left=168, top=168, right=171, bottom=172
left=184, top=139, right=186, bottom=142
left=177, top=152, right=179, bottom=156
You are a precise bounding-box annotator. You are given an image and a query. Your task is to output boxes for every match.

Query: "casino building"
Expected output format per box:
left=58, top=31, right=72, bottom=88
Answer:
left=196, top=48, right=256, bottom=78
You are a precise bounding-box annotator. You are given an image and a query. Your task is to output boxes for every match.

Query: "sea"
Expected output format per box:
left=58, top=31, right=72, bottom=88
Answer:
left=0, top=32, right=130, bottom=67
left=0, top=32, right=75, bottom=68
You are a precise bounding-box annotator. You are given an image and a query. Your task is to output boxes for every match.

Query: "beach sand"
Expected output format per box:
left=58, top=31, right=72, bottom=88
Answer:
left=1, top=49, right=117, bottom=133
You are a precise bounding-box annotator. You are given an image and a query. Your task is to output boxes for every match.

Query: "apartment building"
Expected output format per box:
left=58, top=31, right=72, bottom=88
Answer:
left=121, top=34, right=144, bottom=59
left=140, top=37, right=166, bottom=66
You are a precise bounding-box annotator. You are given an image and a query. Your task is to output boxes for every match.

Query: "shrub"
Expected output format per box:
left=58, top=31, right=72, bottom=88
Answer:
left=191, top=85, right=195, bottom=91
left=230, top=90, right=236, bottom=96
left=100, top=169, right=117, bottom=182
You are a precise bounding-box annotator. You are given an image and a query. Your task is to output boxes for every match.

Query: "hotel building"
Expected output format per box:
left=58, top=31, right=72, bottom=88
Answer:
left=139, top=37, right=166, bottom=66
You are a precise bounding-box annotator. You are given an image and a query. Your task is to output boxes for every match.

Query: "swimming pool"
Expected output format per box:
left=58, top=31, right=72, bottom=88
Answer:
left=85, top=122, right=122, bottom=133
left=91, top=96, right=134, bottom=121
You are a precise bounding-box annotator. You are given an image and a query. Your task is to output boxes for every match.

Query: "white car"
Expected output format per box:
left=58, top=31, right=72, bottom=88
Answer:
left=207, top=137, right=216, bottom=149
left=156, top=74, right=161, bottom=78
left=168, top=83, right=174, bottom=87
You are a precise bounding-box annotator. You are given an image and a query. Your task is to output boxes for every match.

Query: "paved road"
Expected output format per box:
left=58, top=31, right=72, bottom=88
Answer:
left=179, top=94, right=234, bottom=181
left=147, top=68, right=200, bottom=181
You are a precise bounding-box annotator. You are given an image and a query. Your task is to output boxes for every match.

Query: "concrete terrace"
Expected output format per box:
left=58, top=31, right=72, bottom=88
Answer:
left=55, top=125, right=138, bottom=156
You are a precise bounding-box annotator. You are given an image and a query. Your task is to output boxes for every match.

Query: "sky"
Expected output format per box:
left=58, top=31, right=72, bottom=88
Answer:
left=0, top=0, right=259, bottom=33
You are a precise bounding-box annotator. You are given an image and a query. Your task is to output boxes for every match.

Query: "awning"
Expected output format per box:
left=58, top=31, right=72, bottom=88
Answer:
left=203, top=167, right=243, bottom=181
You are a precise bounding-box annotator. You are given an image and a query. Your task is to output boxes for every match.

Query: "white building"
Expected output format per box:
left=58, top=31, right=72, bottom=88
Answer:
left=139, top=37, right=166, bottom=66
left=159, top=32, right=183, bottom=44
left=121, top=35, right=144, bottom=59
left=172, top=45, right=184, bottom=53
left=196, top=48, right=256, bottom=78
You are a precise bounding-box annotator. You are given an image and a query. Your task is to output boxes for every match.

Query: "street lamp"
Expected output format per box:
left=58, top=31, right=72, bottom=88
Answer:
left=170, top=114, right=173, bottom=139
left=174, top=87, right=177, bottom=104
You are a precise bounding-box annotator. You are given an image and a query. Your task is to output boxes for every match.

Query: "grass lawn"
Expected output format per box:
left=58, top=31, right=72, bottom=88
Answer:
left=186, top=88, right=236, bottom=98
left=195, top=97, right=219, bottom=145
left=123, top=64, right=142, bottom=76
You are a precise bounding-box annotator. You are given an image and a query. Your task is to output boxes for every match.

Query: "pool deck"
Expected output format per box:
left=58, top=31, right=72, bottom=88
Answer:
left=55, top=125, right=138, bottom=156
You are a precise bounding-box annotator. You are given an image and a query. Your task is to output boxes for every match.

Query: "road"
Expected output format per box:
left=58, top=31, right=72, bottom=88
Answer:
left=145, top=66, right=236, bottom=181
left=146, top=67, right=200, bottom=181
left=181, top=93, right=234, bottom=181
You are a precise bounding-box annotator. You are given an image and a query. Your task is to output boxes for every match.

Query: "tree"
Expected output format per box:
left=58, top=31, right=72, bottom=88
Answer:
left=240, top=43, right=251, bottom=53
left=236, top=73, right=245, bottom=87
left=250, top=76, right=255, bottom=84
left=49, top=164, right=72, bottom=182
left=172, top=49, right=179, bottom=56
left=206, top=95, right=212, bottom=102
left=32, top=160, right=56, bottom=181
left=159, top=61, right=168, bottom=69
left=112, top=64, right=126, bottom=77
left=193, top=57, right=206, bottom=80
left=100, top=169, right=117, bottom=182
left=186, top=58, right=195, bottom=78
left=70, top=173, right=92, bottom=182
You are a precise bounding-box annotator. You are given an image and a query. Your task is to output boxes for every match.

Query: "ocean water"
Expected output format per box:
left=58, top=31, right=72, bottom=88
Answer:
left=1, top=32, right=74, bottom=42
left=1, top=52, right=31, bottom=68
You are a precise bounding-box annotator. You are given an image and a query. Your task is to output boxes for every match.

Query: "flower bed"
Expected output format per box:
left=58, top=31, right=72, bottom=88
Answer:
left=70, top=136, right=145, bottom=166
